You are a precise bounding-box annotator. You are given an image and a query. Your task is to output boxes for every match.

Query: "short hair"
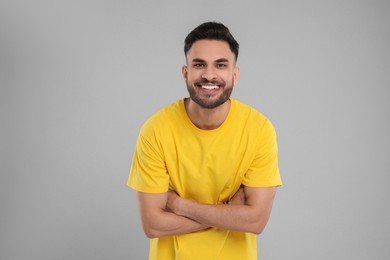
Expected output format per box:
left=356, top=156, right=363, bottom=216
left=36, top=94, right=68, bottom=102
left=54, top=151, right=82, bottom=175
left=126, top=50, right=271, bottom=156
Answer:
left=184, top=22, right=239, bottom=61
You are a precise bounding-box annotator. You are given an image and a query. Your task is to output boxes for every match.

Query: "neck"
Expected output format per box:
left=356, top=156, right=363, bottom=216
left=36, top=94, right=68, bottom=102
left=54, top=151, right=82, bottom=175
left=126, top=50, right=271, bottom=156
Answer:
left=184, top=98, right=231, bottom=130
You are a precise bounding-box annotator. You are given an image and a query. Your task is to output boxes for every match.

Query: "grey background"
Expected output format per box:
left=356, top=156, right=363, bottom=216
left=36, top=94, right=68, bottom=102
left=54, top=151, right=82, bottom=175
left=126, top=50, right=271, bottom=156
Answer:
left=1, top=0, right=389, bottom=259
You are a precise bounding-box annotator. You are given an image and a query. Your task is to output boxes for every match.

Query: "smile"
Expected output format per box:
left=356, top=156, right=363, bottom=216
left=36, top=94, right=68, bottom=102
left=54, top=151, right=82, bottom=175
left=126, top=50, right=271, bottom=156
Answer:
left=201, top=85, right=220, bottom=90
left=195, top=81, right=224, bottom=89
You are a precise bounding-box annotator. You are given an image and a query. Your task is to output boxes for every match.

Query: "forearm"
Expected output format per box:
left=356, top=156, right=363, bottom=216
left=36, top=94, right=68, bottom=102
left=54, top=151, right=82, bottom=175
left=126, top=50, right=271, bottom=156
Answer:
left=167, top=187, right=276, bottom=235
left=143, top=209, right=208, bottom=238
left=174, top=200, right=265, bottom=234
left=137, top=191, right=208, bottom=238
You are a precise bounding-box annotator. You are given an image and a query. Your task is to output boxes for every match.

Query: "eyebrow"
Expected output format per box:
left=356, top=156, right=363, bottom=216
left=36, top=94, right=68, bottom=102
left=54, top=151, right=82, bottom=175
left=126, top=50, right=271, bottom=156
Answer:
left=191, top=58, right=206, bottom=63
left=191, top=58, right=230, bottom=63
left=215, top=58, right=229, bottom=63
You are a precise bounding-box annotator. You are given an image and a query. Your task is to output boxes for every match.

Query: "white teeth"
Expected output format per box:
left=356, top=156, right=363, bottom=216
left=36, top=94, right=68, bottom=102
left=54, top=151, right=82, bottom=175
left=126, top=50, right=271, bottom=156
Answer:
left=201, top=85, right=219, bottom=90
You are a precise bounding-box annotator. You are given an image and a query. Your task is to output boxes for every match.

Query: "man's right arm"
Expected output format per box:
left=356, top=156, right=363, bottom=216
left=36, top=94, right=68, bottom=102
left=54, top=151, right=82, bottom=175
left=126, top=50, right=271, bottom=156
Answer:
left=137, top=191, right=209, bottom=238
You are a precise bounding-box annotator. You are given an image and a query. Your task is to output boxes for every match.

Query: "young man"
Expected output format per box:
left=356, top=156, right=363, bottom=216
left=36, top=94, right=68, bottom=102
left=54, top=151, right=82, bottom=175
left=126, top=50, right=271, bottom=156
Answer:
left=128, top=22, right=282, bottom=260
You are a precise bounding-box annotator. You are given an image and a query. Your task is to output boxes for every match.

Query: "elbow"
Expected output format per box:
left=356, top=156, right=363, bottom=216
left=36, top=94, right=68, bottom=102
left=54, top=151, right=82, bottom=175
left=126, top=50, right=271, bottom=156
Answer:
left=249, top=210, right=271, bottom=235
left=142, top=224, right=162, bottom=239
left=143, top=227, right=160, bottom=239
left=252, top=225, right=265, bottom=235
left=145, top=231, right=158, bottom=239
left=140, top=212, right=165, bottom=239
left=250, top=220, right=267, bottom=235
left=143, top=227, right=156, bottom=239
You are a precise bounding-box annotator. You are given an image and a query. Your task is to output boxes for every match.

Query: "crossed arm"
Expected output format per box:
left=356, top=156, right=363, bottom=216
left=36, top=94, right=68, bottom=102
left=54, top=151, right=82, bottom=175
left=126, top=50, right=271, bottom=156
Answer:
left=137, top=185, right=277, bottom=238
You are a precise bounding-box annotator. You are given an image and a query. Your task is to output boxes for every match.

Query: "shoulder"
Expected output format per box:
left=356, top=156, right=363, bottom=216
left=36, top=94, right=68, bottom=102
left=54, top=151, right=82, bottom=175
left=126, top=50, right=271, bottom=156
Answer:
left=232, top=98, right=271, bottom=129
left=231, top=99, right=277, bottom=145
left=140, top=99, right=183, bottom=137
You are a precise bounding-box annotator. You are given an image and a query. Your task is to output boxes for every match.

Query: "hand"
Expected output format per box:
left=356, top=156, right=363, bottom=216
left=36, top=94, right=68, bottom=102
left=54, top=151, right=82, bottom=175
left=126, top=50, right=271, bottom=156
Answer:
left=226, top=186, right=246, bottom=205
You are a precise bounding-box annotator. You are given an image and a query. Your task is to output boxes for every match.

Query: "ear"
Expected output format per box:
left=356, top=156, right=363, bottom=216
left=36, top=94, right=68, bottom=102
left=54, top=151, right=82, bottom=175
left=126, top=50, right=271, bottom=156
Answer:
left=233, top=66, right=240, bottom=86
left=182, top=65, right=188, bottom=80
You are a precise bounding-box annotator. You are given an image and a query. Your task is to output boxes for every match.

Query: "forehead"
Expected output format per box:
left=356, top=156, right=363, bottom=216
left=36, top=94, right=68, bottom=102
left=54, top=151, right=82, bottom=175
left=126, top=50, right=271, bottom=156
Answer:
left=186, top=40, right=234, bottom=62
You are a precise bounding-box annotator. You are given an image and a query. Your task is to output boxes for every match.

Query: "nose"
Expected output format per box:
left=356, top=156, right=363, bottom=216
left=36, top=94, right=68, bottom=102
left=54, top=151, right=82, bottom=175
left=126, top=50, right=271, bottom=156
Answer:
left=201, top=66, right=217, bottom=81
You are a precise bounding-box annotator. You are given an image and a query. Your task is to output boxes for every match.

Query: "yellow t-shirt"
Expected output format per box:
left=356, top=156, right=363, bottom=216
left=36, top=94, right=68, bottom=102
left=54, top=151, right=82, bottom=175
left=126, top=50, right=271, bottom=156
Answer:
left=128, top=98, right=282, bottom=260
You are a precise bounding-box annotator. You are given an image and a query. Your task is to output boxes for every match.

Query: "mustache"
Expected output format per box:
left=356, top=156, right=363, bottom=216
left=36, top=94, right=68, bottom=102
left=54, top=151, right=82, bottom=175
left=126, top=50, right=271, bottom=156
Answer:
left=194, top=79, right=225, bottom=85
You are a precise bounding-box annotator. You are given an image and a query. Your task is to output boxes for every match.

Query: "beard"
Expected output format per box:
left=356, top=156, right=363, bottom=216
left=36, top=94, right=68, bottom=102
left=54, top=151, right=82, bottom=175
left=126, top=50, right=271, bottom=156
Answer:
left=186, top=78, right=234, bottom=109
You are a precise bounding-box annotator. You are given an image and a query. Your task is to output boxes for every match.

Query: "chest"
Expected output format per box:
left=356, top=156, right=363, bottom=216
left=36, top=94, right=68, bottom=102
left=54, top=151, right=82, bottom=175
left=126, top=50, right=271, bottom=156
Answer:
left=163, top=130, right=255, bottom=203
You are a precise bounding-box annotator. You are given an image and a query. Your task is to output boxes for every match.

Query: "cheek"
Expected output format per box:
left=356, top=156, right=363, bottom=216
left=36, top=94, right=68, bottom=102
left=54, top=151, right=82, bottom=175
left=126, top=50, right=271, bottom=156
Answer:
left=185, top=75, right=193, bottom=83
left=222, top=72, right=235, bottom=82
left=186, top=71, right=200, bottom=82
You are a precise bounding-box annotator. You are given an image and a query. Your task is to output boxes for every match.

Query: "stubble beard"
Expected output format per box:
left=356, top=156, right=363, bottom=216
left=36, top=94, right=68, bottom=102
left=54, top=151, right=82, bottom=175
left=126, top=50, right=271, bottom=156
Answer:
left=186, top=78, right=234, bottom=109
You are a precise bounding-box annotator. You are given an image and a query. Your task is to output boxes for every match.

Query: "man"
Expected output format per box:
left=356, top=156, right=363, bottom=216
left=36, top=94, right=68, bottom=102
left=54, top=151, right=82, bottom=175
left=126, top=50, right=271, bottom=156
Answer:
left=128, top=22, right=282, bottom=260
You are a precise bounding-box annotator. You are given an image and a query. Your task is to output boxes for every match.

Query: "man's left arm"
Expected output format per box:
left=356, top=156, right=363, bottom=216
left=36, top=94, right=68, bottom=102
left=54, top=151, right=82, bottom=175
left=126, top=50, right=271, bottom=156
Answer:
left=166, top=185, right=277, bottom=235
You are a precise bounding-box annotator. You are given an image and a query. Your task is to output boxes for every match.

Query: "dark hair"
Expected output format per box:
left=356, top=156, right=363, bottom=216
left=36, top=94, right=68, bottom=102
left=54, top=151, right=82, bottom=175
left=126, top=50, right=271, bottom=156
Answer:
left=184, top=22, right=239, bottom=61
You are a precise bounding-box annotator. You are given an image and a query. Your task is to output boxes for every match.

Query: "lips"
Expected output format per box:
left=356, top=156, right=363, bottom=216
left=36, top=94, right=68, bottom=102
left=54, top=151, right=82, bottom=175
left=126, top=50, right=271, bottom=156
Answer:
left=201, top=85, right=219, bottom=90
left=194, top=80, right=224, bottom=91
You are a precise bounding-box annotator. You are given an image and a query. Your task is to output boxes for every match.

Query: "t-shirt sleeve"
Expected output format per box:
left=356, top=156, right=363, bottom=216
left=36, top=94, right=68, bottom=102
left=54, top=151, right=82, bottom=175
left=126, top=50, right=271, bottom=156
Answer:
left=127, top=132, right=170, bottom=193
left=242, top=119, right=282, bottom=187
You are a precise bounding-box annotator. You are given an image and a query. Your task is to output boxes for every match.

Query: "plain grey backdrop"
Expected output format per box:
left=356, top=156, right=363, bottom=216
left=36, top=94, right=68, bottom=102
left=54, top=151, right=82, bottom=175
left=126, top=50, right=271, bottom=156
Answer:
left=1, top=0, right=389, bottom=259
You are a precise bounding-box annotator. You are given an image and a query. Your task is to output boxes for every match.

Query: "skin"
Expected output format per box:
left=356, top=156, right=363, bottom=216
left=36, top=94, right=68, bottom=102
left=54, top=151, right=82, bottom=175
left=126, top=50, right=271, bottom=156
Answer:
left=137, top=39, right=278, bottom=238
left=183, top=40, right=240, bottom=130
left=166, top=186, right=276, bottom=235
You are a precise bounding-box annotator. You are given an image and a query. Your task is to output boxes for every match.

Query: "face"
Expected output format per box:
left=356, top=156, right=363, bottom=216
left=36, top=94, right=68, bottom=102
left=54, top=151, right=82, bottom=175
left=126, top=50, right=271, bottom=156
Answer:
left=183, top=40, right=239, bottom=109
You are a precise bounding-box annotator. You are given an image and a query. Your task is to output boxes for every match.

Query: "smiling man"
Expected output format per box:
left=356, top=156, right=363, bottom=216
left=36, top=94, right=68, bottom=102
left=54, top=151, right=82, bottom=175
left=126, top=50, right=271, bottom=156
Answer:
left=128, top=22, right=282, bottom=260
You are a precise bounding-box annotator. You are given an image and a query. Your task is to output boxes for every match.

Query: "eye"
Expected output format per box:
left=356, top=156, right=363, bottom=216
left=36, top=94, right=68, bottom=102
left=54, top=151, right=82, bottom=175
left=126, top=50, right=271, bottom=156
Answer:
left=193, top=63, right=205, bottom=68
left=216, top=63, right=228, bottom=69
